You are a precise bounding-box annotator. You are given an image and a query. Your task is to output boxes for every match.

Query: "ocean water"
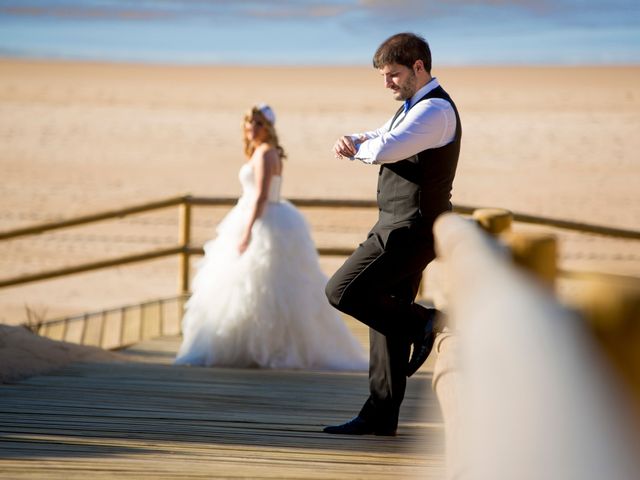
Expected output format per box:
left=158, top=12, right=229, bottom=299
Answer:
left=0, top=0, right=638, bottom=65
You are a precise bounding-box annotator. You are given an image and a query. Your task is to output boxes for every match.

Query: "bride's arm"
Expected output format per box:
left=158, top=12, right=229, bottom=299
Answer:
left=238, top=147, right=276, bottom=254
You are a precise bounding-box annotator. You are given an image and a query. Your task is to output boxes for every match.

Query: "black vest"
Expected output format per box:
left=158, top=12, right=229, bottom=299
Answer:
left=373, top=85, right=461, bottom=239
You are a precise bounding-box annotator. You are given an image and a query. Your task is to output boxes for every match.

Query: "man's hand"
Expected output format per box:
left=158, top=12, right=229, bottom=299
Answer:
left=333, top=135, right=362, bottom=159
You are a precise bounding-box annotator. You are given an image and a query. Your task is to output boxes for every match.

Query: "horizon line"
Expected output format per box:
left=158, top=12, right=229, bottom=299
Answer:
left=1, top=54, right=639, bottom=69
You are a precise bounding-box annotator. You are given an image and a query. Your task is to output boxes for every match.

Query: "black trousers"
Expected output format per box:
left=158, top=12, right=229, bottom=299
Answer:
left=325, top=225, right=436, bottom=429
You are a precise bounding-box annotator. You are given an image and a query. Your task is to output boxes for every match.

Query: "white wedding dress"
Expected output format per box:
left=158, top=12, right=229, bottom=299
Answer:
left=175, top=161, right=368, bottom=371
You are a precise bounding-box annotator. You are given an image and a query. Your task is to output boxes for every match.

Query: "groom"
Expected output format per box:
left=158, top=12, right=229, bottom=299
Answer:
left=324, top=32, right=462, bottom=435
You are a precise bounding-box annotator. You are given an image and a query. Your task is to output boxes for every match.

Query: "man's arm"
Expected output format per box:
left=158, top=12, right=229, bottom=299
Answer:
left=354, top=98, right=456, bottom=165
left=333, top=118, right=394, bottom=159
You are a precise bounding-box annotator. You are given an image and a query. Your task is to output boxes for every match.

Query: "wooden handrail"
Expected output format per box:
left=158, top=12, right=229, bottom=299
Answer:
left=558, top=268, right=640, bottom=285
left=188, top=196, right=380, bottom=209
left=0, top=246, right=184, bottom=288
left=0, top=194, right=638, bottom=291
left=508, top=211, right=640, bottom=240
left=1, top=194, right=637, bottom=241
left=184, top=245, right=354, bottom=258
left=0, top=195, right=187, bottom=241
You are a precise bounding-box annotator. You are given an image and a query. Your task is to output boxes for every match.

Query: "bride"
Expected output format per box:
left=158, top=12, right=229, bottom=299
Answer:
left=174, top=104, right=367, bottom=371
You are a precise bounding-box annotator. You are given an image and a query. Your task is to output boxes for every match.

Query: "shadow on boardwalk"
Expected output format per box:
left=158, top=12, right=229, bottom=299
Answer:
left=0, top=336, right=444, bottom=479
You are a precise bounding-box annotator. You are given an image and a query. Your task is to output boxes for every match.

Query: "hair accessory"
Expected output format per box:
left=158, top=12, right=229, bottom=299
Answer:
left=257, top=103, right=276, bottom=125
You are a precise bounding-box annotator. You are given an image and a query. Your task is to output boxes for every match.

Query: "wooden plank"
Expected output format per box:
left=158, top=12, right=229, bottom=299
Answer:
left=160, top=298, right=182, bottom=336
left=101, top=310, right=122, bottom=350
left=0, top=336, right=444, bottom=479
left=140, top=302, right=161, bottom=339
left=63, top=318, right=85, bottom=345
left=121, top=305, right=142, bottom=346
left=42, top=321, right=65, bottom=342
left=81, top=313, right=103, bottom=347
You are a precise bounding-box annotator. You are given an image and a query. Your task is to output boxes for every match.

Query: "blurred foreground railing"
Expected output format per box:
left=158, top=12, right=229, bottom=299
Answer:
left=429, top=210, right=640, bottom=480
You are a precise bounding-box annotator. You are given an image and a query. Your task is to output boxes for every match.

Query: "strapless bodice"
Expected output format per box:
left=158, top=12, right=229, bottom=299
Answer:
left=239, top=162, right=281, bottom=202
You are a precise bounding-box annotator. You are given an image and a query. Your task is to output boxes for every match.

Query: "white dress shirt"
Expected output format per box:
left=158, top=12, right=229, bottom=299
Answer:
left=352, top=78, right=457, bottom=165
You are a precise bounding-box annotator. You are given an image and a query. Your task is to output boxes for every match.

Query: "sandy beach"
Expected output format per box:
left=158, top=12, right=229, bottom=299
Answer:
left=1, top=58, right=639, bottom=340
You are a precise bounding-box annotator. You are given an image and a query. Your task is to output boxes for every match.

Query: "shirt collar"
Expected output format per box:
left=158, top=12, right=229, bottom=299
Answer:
left=406, top=77, right=439, bottom=110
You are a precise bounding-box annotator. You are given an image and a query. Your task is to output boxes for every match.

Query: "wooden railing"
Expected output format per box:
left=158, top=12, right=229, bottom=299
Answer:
left=0, top=195, right=378, bottom=292
left=35, top=295, right=187, bottom=350
left=1, top=195, right=638, bottom=350
left=429, top=210, right=640, bottom=479
left=2, top=194, right=638, bottom=291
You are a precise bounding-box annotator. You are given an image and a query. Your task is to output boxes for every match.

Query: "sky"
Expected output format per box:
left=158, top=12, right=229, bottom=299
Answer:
left=0, top=0, right=638, bottom=65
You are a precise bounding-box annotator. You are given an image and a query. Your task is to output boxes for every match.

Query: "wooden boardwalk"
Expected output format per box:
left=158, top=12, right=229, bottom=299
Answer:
left=0, top=334, right=444, bottom=479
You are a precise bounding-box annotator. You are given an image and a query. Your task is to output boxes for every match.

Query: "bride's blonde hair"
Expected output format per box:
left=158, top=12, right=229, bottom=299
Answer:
left=242, top=106, right=287, bottom=160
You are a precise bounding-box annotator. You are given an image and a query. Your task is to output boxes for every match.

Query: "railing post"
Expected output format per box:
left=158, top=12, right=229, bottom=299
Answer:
left=179, top=198, right=192, bottom=296
left=119, top=306, right=125, bottom=346
left=505, top=231, right=557, bottom=288
left=473, top=208, right=513, bottom=235
left=80, top=313, right=89, bottom=345
left=99, top=311, right=107, bottom=348
left=473, top=208, right=556, bottom=288
left=431, top=329, right=461, bottom=478
left=578, top=278, right=640, bottom=408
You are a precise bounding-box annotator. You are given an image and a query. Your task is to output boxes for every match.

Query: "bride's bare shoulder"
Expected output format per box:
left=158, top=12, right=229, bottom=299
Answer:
left=254, top=144, right=280, bottom=168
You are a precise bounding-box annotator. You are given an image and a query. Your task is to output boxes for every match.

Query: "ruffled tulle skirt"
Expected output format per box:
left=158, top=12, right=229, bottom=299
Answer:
left=174, top=197, right=368, bottom=371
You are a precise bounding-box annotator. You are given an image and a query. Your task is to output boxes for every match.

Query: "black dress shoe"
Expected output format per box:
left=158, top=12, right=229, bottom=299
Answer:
left=322, top=416, right=397, bottom=436
left=406, top=309, right=437, bottom=377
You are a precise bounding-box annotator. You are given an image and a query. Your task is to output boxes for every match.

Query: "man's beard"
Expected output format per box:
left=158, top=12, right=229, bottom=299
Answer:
left=397, top=71, right=417, bottom=101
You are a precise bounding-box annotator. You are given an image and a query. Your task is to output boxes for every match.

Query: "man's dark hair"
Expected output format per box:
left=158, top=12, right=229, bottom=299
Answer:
left=372, top=32, right=432, bottom=73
